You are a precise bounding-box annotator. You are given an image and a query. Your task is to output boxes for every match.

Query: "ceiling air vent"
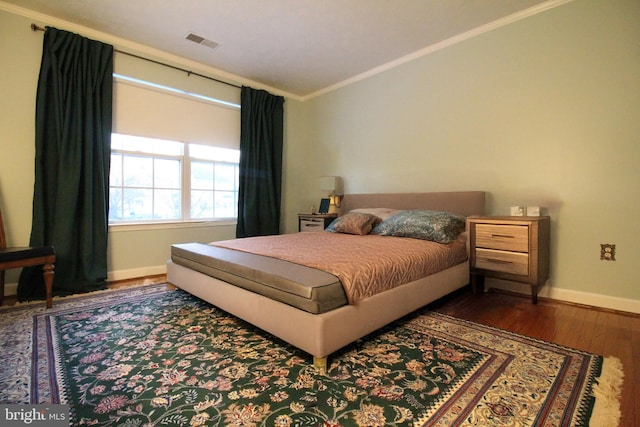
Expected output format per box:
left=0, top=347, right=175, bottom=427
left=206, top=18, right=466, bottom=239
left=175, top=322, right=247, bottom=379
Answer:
left=185, top=33, right=218, bottom=49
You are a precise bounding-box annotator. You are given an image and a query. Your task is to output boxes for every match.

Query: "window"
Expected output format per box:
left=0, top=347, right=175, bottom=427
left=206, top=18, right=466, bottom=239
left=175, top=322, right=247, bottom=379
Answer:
left=189, top=144, right=240, bottom=220
left=109, top=133, right=239, bottom=223
left=110, top=70, right=241, bottom=224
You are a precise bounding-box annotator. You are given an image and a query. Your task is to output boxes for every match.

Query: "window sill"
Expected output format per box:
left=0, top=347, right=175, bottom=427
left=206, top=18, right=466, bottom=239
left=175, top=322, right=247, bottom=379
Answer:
left=108, top=219, right=237, bottom=233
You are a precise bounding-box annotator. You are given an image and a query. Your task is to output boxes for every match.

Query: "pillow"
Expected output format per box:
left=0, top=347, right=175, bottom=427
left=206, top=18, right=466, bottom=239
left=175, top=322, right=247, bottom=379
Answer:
left=326, top=212, right=381, bottom=235
left=349, top=208, right=399, bottom=221
left=370, top=210, right=466, bottom=243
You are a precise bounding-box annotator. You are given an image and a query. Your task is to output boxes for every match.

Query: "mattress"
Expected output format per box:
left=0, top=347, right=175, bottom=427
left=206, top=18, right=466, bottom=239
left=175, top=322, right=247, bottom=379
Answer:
left=171, top=243, right=347, bottom=314
left=214, top=232, right=469, bottom=304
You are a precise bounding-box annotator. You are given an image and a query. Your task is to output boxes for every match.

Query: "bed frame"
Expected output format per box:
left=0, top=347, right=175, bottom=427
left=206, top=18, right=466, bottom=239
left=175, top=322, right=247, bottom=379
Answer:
left=167, top=191, right=485, bottom=373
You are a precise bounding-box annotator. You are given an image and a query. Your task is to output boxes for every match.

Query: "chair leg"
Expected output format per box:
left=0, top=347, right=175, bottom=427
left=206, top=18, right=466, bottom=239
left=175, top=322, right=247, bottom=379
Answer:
left=0, top=270, right=5, bottom=306
left=43, top=263, right=55, bottom=309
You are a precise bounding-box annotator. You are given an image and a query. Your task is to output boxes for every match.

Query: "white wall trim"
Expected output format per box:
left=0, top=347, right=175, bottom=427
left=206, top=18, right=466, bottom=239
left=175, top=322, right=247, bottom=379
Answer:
left=2, top=265, right=167, bottom=297
left=1, top=0, right=572, bottom=102
left=302, top=0, right=573, bottom=101
left=0, top=1, right=296, bottom=100
left=488, top=279, right=640, bottom=315
left=4, top=282, right=18, bottom=298
left=6, top=268, right=638, bottom=315
left=107, top=265, right=167, bottom=282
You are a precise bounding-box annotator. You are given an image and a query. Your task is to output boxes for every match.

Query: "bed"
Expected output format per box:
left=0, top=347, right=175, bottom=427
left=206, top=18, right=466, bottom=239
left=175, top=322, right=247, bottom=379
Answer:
left=167, top=191, right=485, bottom=372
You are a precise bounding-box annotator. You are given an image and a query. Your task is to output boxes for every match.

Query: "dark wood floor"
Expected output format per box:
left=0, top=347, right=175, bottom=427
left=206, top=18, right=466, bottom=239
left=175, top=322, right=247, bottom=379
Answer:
left=0, top=274, right=169, bottom=307
left=3, top=278, right=637, bottom=426
left=429, top=287, right=639, bottom=427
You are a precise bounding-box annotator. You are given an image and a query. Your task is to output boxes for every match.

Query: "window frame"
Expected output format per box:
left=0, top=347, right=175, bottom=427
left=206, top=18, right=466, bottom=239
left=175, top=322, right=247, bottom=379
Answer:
left=185, top=144, right=240, bottom=221
left=108, top=134, right=240, bottom=226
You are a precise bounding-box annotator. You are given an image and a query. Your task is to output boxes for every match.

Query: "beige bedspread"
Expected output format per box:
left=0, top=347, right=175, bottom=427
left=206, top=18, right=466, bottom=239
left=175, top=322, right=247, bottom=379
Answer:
left=212, top=232, right=467, bottom=304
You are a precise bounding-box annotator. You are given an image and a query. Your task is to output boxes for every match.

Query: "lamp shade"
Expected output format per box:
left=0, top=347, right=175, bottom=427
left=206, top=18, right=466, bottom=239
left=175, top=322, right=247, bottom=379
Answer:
left=319, top=176, right=343, bottom=195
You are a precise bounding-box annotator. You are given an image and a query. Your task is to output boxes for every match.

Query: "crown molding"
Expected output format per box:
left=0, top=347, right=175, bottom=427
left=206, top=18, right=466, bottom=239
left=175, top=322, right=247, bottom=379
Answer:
left=302, top=0, right=574, bottom=101
left=2, top=0, right=572, bottom=102
left=0, top=1, right=301, bottom=101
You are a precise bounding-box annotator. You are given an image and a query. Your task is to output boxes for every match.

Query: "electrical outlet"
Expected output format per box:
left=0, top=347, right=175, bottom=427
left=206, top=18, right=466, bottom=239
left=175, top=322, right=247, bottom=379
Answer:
left=600, top=244, right=616, bottom=261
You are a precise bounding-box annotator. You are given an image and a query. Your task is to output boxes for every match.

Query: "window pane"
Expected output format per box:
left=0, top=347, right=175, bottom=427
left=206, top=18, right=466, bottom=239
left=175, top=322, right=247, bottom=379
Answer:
left=154, top=189, right=181, bottom=219
left=215, top=191, right=236, bottom=218
left=155, top=158, right=181, bottom=189
left=191, top=161, right=214, bottom=190
left=191, top=190, right=213, bottom=219
left=123, top=156, right=153, bottom=187
left=215, top=164, right=236, bottom=190
left=123, top=188, right=153, bottom=220
left=150, top=139, right=183, bottom=156
left=109, top=188, right=122, bottom=220
left=110, top=133, right=238, bottom=223
left=110, top=153, right=122, bottom=186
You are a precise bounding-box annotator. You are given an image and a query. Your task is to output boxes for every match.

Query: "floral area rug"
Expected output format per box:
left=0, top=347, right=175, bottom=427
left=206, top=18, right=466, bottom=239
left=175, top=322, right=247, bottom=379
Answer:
left=0, top=285, right=622, bottom=426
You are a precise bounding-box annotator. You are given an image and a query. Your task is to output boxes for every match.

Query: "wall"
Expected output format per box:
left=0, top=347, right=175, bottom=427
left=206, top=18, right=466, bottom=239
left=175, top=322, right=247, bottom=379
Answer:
left=0, top=9, right=240, bottom=285
left=0, top=10, right=43, bottom=285
left=2, top=1, right=639, bottom=312
left=300, top=0, right=640, bottom=310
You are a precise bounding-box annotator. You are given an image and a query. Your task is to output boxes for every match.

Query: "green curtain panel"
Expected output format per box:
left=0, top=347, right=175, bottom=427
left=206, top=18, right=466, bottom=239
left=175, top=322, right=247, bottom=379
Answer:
left=18, top=27, right=113, bottom=300
left=236, top=87, right=285, bottom=238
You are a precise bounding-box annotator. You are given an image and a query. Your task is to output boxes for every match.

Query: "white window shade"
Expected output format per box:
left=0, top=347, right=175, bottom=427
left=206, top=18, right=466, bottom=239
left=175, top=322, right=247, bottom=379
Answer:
left=113, top=79, right=240, bottom=149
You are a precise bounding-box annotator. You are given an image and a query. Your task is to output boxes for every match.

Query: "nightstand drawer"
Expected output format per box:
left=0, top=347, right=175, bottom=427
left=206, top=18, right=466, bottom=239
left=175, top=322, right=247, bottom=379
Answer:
left=476, top=224, right=529, bottom=252
left=476, top=248, right=529, bottom=275
left=300, top=218, right=325, bottom=232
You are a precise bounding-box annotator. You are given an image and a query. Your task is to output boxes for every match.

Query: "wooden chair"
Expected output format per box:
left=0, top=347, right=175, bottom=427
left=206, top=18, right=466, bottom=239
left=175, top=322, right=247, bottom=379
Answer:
left=0, top=207, right=55, bottom=308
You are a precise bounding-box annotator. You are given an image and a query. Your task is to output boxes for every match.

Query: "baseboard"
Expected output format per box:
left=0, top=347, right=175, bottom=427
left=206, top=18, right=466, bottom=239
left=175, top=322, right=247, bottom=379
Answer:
left=487, top=279, right=640, bottom=315
left=5, top=266, right=638, bottom=315
left=107, top=265, right=167, bottom=282
left=2, top=265, right=168, bottom=297
left=3, top=282, right=18, bottom=298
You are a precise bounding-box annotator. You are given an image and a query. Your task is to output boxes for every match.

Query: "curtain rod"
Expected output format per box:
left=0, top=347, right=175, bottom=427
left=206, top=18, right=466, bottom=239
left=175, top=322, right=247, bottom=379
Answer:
left=30, top=23, right=242, bottom=90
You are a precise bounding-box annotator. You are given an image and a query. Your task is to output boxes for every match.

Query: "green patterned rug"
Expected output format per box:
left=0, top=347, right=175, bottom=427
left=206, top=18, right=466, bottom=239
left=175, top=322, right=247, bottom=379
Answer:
left=0, top=285, right=622, bottom=426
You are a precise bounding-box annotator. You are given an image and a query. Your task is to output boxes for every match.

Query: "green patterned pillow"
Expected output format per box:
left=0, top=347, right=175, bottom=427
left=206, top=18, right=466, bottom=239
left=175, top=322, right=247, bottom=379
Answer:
left=371, top=210, right=466, bottom=243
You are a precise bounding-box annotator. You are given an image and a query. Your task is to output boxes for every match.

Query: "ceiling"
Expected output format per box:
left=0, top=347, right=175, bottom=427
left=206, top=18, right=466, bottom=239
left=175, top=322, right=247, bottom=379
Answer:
left=2, top=0, right=560, bottom=98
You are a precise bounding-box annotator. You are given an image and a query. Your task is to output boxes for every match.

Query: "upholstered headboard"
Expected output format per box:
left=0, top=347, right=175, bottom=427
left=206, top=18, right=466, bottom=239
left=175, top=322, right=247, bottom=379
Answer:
left=342, top=191, right=486, bottom=217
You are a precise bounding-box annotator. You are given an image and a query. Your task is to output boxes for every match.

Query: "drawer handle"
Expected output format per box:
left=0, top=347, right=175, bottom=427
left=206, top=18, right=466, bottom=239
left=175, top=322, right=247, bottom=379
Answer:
left=486, top=258, right=513, bottom=264
left=491, top=234, right=514, bottom=238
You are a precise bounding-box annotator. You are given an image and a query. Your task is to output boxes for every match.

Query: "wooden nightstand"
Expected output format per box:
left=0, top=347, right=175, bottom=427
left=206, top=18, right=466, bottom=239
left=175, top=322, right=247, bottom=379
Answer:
left=298, top=213, right=338, bottom=232
left=467, top=216, right=550, bottom=303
